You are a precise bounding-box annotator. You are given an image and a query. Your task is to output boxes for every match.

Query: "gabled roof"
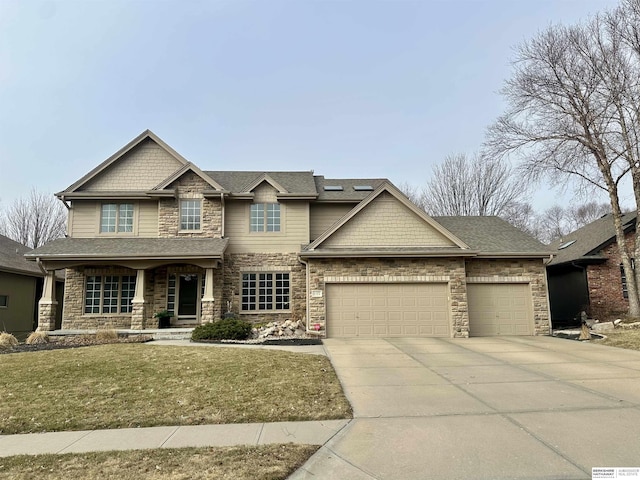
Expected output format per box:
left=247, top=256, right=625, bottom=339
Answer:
left=306, top=182, right=469, bottom=251
left=0, top=235, right=43, bottom=277
left=205, top=171, right=317, bottom=196
left=548, top=212, right=637, bottom=266
left=435, top=216, right=551, bottom=256
left=59, top=130, right=189, bottom=195
left=152, top=163, right=225, bottom=192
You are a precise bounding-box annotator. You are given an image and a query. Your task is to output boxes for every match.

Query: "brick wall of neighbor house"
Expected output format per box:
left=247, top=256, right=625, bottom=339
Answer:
left=307, top=257, right=469, bottom=337
left=62, top=267, right=138, bottom=329
left=223, top=253, right=306, bottom=324
left=586, top=234, right=635, bottom=319
left=158, top=172, right=223, bottom=238
left=465, top=258, right=550, bottom=335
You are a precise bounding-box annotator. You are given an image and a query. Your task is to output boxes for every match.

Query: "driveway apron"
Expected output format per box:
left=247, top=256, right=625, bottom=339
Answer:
left=290, top=336, right=640, bottom=480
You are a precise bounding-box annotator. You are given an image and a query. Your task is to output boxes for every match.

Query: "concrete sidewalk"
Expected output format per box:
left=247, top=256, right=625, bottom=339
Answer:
left=0, top=419, right=350, bottom=457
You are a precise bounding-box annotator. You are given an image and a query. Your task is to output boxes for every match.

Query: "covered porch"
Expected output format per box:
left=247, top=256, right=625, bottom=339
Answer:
left=25, top=237, right=229, bottom=331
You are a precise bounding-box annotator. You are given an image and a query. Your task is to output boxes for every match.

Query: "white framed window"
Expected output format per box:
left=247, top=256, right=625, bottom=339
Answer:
left=250, top=203, right=280, bottom=232
left=241, top=272, right=289, bottom=311
left=100, top=203, right=134, bottom=233
left=84, top=275, right=136, bottom=314
left=180, top=200, right=201, bottom=230
left=0, top=295, right=8, bottom=308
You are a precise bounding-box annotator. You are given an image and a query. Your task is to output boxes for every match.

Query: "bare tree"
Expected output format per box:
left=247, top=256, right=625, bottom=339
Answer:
left=397, top=181, right=428, bottom=211
left=486, top=0, right=640, bottom=317
left=0, top=189, right=66, bottom=248
left=415, top=152, right=526, bottom=216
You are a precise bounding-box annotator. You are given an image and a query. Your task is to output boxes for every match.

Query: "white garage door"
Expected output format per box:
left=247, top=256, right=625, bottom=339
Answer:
left=326, top=283, right=450, bottom=337
left=468, top=283, right=534, bottom=336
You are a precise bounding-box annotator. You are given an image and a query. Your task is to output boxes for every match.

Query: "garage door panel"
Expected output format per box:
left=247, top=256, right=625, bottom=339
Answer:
left=468, top=284, right=533, bottom=337
left=326, top=283, right=450, bottom=338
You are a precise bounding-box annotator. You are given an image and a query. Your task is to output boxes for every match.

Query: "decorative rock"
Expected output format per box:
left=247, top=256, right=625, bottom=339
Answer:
left=592, top=322, right=615, bottom=333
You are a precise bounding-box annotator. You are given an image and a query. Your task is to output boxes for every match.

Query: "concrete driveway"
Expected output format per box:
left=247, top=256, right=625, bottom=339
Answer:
left=290, top=336, right=640, bottom=480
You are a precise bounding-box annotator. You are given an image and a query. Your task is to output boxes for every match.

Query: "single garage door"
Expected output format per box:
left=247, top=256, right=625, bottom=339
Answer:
left=467, top=283, right=534, bottom=336
left=326, top=283, right=450, bottom=337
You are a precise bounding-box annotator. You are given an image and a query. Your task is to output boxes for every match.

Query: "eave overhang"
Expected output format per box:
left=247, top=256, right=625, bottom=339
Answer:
left=299, top=248, right=480, bottom=259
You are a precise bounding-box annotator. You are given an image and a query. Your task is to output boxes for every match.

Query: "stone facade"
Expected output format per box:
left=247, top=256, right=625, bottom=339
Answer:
left=586, top=234, right=634, bottom=319
left=307, top=257, right=469, bottom=338
left=465, top=258, right=550, bottom=335
left=223, top=253, right=306, bottom=324
left=37, top=301, right=57, bottom=331
left=158, top=172, right=223, bottom=238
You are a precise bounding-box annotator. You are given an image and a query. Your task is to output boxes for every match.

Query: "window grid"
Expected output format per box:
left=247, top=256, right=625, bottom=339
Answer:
left=84, top=275, right=137, bottom=314
left=85, top=276, right=102, bottom=314
left=180, top=200, right=201, bottom=230
left=250, top=204, right=264, bottom=232
left=101, top=203, right=134, bottom=234
left=242, top=273, right=257, bottom=311
left=100, top=205, right=117, bottom=233
left=118, top=204, right=134, bottom=232
left=250, top=203, right=280, bottom=232
left=167, top=274, right=176, bottom=315
left=266, top=204, right=280, bottom=232
left=241, top=272, right=289, bottom=311
left=120, top=276, right=136, bottom=313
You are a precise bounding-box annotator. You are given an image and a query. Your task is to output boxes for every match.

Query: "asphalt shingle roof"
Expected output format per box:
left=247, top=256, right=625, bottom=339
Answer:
left=434, top=216, right=551, bottom=254
left=205, top=171, right=318, bottom=195
left=313, top=177, right=388, bottom=201
left=26, top=237, right=229, bottom=259
left=0, top=235, right=43, bottom=276
left=548, top=212, right=637, bottom=266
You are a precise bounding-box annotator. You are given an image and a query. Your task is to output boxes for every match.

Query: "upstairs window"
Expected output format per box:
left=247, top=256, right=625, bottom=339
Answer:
left=100, top=203, right=133, bottom=233
left=250, top=203, right=280, bottom=232
left=180, top=200, right=201, bottom=230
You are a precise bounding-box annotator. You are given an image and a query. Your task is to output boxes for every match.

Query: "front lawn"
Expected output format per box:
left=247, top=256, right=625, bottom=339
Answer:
left=0, top=344, right=351, bottom=435
left=0, top=445, right=318, bottom=480
left=600, top=329, right=640, bottom=351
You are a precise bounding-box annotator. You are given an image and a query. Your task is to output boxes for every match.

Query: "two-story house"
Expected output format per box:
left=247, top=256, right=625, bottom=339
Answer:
left=27, top=130, right=552, bottom=337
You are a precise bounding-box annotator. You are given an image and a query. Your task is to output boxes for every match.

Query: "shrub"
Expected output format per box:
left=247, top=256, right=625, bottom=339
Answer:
left=0, top=332, right=19, bottom=350
left=191, top=317, right=252, bottom=341
left=95, top=329, right=119, bottom=342
left=26, top=331, right=49, bottom=345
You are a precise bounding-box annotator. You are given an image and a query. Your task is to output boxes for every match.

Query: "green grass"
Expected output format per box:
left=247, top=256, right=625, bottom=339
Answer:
left=0, top=444, right=319, bottom=480
left=600, top=329, right=640, bottom=351
left=0, top=344, right=351, bottom=434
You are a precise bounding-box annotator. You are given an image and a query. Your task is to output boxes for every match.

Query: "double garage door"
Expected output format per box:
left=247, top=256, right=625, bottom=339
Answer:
left=326, top=282, right=533, bottom=338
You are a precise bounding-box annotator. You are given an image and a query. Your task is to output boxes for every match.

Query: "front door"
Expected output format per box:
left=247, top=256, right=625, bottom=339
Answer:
left=178, top=274, right=198, bottom=317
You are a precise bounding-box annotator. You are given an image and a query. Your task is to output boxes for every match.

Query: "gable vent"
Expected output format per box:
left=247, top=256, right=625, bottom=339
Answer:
left=353, top=185, right=373, bottom=191
left=324, top=185, right=343, bottom=191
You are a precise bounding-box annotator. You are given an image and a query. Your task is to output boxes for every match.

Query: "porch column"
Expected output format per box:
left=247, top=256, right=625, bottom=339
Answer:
left=131, top=269, right=146, bottom=330
left=201, top=268, right=215, bottom=324
left=37, top=271, right=57, bottom=331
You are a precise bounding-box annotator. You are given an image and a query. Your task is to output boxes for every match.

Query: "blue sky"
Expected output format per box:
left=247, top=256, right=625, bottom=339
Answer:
left=0, top=0, right=618, bottom=210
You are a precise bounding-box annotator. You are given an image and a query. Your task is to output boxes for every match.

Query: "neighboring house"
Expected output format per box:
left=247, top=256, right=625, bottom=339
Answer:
left=26, top=130, right=551, bottom=337
left=0, top=235, right=63, bottom=339
left=547, top=212, right=637, bottom=327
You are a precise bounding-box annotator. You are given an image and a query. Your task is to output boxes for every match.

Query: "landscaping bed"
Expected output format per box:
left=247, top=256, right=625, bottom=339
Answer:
left=0, top=334, right=153, bottom=355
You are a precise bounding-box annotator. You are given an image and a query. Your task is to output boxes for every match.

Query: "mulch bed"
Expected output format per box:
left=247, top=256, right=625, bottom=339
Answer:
left=0, top=335, right=154, bottom=355
left=194, top=337, right=323, bottom=346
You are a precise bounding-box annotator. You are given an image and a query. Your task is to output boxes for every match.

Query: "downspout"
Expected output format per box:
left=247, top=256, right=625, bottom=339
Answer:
left=221, top=193, right=225, bottom=238
left=35, top=257, right=47, bottom=275
left=299, top=256, right=310, bottom=333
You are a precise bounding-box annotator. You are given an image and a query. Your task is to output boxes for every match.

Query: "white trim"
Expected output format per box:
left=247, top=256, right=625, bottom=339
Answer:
left=324, top=275, right=450, bottom=283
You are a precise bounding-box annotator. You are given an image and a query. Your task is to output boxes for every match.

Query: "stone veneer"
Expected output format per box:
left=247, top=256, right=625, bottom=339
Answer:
left=307, top=257, right=469, bottom=338
left=158, top=172, right=223, bottom=238
left=223, top=253, right=306, bottom=324
left=37, top=301, right=57, bottom=331
left=465, top=258, right=550, bottom=335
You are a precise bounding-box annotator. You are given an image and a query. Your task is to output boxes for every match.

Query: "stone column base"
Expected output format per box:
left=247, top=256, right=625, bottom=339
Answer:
left=37, top=301, right=58, bottom=331
left=131, top=300, right=146, bottom=330
left=201, top=299, right=215, bottom=324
